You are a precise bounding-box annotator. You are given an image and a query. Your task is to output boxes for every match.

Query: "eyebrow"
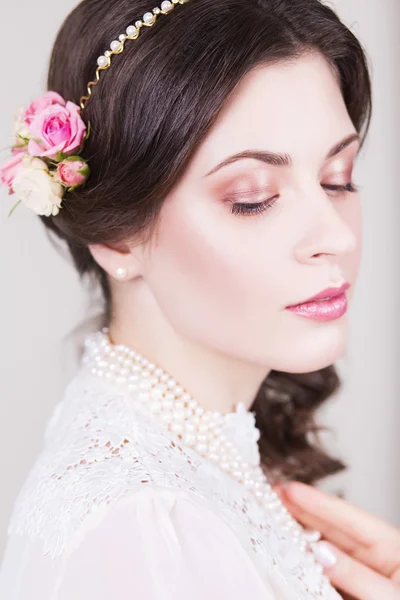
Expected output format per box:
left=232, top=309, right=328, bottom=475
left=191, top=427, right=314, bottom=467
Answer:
left=204, top=133, right=360, bottom=177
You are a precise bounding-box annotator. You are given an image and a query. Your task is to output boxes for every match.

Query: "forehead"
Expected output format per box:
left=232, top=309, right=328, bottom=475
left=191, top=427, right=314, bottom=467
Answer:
left=189, top=52, right=355, bottom=175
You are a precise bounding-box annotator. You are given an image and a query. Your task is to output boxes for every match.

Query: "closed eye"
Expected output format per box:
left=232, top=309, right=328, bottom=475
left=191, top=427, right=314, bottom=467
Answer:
left=322, top=182, right=359, bottom=194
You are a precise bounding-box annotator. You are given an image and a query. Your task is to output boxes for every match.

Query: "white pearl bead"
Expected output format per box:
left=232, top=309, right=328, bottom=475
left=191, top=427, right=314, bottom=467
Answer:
left=150, top=388, right=163, bottom=400
left=97, top=55, right=108, bottom=68
left=143, top=12, right=155, bottom=24
left=110, top=40, right=121, bottom=52
left=173, top=411, right=185, bottom=422
left=171, top=422, right=184, bottom=434
left=196, top=443, right=207, bottom=454
left=126, top=25, right=137, bottom=36
left=119, top=34, right=126, bottom=41
left=161, top=0, right=173, bottom=11
left=139, top=380, right=152, bottom=390
left=198, top=423, right=209, bottom=433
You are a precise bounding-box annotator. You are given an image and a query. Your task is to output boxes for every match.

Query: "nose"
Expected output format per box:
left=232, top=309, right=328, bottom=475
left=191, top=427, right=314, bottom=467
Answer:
left=293, top=187, right=359, bottom=265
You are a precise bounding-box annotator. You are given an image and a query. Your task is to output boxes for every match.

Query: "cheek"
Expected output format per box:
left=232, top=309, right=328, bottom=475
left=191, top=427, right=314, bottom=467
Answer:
left=145, top=201, right=283, bottom=346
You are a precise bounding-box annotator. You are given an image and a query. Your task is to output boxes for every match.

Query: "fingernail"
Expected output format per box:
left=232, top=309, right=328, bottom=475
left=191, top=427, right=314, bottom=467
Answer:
left=313, top=541, right=338, bottom=568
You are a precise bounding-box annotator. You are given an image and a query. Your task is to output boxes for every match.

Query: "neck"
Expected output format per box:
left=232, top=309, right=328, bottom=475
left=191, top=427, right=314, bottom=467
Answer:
left=109, top=286, right=270, bottom=415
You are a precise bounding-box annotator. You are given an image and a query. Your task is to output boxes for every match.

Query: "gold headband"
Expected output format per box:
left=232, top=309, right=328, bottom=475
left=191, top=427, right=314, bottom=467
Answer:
left=79, top=0, right=189, bottom=111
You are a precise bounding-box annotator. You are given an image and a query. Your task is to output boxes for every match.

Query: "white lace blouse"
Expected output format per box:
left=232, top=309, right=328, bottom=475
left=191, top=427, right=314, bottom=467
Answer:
left=0, top=356, right=343, bottom=599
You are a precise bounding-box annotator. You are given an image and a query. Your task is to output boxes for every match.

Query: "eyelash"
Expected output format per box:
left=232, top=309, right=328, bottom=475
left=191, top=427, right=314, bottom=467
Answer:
left=229, top=182, right=359, bottom=217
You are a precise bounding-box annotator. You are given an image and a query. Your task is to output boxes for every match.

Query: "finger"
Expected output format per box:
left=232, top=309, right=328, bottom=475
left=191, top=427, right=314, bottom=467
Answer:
left=314, top=541, right=400, bottom=600
left=280, top=496, right=360, bottom=554
left=283, top=482, right=399, bottom=546
left=278, top=491, right=400, bottom=579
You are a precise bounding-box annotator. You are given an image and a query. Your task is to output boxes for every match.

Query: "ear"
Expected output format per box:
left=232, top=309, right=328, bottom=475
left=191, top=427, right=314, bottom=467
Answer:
left=88, top=243, right=142, bottom=282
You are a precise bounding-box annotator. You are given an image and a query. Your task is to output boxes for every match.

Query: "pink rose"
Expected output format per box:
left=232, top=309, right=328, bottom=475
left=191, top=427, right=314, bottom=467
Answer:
left=27, top=101, right=87, bottom=160
left=0, top=150, right=25, bottom=193
left=22, top=91, right=65, bottom=128
left=55, top=157, right=90, bottom=188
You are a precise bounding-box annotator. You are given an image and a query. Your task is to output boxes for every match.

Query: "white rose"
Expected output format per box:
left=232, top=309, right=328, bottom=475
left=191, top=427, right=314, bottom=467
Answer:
left=14, top=106, right=30, bottom=144
left=11, top=156, right=64, bottom=216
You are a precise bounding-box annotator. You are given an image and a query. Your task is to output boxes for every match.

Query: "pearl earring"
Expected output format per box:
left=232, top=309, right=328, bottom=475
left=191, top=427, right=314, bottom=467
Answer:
left=116, top=267, right=128, bottom=280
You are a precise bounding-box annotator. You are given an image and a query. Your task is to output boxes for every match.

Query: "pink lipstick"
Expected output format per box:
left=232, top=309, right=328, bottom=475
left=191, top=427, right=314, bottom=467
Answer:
left=285, top=283, right=350, bottom=322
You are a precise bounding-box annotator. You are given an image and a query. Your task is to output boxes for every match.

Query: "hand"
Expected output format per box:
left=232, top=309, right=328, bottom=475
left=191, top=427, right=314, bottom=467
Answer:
left=274, top=481, right=400, bottom=600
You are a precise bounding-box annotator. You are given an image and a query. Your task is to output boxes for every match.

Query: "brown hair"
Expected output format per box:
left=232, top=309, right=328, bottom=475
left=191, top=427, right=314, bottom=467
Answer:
left=42, top=0, right=372, bottom=485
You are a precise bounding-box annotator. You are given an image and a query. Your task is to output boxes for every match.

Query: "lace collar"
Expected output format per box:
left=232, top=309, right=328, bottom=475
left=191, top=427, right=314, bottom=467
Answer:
left=219, top=402, right=261, bottom=466
left=80, top=329, right=262, bottom=468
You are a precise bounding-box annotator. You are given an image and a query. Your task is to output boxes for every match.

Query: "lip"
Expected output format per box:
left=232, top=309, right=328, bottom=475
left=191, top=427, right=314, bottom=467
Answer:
left=286, top=282, right=351, bottom=307
left=285, top=282, right=351, bottom=322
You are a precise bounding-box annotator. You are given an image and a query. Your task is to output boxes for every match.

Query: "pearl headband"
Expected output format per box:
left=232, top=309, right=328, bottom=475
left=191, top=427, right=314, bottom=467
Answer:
left=0, top=0, right=189, bottom=217
left=80, top=0, right=189, bottom=110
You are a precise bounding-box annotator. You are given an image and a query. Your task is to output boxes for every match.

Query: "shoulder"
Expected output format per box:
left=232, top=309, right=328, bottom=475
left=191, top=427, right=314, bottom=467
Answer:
left=54, top=483, right=280, bottom=600
left=7, top=369, right=232, bottom=559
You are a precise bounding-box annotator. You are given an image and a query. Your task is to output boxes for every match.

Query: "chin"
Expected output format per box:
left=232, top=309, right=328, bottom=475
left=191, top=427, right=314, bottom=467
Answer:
left=272, top=318, right=349, bottom=373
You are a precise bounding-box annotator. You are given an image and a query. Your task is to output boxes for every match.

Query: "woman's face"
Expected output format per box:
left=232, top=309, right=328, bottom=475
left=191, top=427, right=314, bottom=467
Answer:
left=137, top=52, right=362, bottom=373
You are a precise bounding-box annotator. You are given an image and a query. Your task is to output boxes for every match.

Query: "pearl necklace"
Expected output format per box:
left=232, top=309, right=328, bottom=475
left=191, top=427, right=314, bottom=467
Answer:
left=82, top=327, right=323, bottom=568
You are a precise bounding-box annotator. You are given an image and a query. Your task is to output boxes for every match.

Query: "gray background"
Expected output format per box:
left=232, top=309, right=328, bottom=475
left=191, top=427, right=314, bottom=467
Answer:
left=0, top=0, right=399, bottom=561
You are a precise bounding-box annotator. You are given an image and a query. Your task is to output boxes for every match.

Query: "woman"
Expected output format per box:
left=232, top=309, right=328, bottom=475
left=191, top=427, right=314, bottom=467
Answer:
left=0, top=0, right=398, bottom=598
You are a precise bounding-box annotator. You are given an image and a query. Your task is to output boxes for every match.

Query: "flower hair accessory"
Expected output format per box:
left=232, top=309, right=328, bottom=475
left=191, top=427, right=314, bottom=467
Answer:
left=1, top=93, right=90, bottom=217
left=0, top=0, right=188, bottom=218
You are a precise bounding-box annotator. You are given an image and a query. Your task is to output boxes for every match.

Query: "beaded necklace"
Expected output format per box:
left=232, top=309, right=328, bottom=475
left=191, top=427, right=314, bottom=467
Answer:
left=82, top=327, right=323, bottom=568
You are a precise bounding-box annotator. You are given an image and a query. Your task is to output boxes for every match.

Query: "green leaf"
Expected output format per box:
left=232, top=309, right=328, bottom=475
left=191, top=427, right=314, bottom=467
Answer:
left=16, top=134, right=29, bottom=145
left=54, top=151, right=67, bottom=162
left=8, top=199, right=22, bottom=218
left=84, top=121, right=91, bottom=142
left=64, top=155, right=83, bottom=162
